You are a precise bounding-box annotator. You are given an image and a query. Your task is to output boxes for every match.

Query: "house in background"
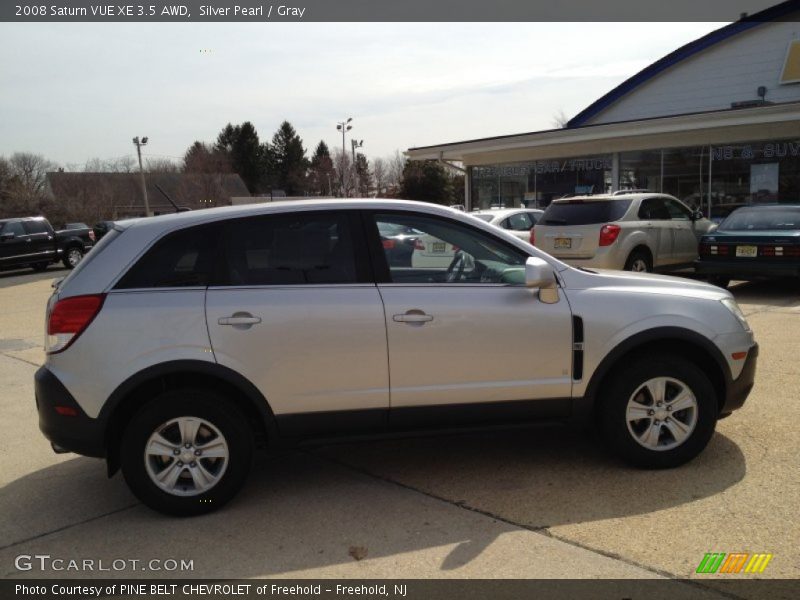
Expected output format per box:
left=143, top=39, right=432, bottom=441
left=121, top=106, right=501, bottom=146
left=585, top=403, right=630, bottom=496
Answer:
left=45, top=172, right=250, bottom=222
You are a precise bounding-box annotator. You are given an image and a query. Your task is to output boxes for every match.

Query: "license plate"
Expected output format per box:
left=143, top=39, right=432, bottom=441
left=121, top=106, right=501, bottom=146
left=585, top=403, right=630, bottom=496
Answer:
left=736, top=245, right=757, bottom=258
left=554, top=237, right=572, bottom=249
left=431, top=242, right=446, bottom=253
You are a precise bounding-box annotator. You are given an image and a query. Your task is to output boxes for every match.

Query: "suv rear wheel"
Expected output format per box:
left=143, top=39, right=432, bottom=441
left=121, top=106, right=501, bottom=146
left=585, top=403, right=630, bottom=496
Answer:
left=120, top=390, right=253, bottom=516
left=624, top=249, right=652, bottom=272
left=599, top=355, right=717, bottom=468
left=63, top=246, right=84, bottom=269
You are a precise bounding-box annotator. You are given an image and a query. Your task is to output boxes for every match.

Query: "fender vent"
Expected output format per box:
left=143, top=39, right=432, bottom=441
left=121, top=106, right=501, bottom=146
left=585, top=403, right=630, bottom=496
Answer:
left=572, top=315, right=584, bottom=380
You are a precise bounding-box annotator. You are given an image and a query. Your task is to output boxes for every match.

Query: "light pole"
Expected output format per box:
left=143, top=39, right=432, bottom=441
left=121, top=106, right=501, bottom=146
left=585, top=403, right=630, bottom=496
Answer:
left=132, top=136, right=151, bottom=216
left=336, top=118, right=352, bottom=196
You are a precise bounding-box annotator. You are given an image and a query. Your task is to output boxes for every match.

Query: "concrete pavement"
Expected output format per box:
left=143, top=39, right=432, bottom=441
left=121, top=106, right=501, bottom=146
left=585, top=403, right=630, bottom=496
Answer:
left=0, top=265, right=797, bottom=597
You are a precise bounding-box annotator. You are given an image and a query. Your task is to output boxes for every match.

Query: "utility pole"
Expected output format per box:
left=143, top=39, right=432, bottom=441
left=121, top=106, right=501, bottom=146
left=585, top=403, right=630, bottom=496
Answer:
left=132, top=136, right=151, bottom=216
left=336, top=118, right=352, bottom=197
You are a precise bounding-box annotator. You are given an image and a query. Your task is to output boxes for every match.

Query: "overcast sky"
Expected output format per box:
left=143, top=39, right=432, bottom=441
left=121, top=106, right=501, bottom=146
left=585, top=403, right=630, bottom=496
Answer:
left=0, top=22, right=724, bottom=168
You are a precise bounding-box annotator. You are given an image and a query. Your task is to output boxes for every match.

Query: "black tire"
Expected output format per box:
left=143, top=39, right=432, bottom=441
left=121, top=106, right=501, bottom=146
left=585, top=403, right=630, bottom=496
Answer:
left=120, top=390, right=253, bottom=516
left=62, top=246, right=84, bottom=269
left=624, top=249, right=652, bottom=273
left=708, top=276, right=730, bottom=289
left=31, top=262, right=49, bottom=272
left=599, top=355, right=718, bottom=469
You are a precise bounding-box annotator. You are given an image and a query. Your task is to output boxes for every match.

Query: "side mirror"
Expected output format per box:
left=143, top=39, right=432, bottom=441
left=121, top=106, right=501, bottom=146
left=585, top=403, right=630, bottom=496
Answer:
left=691, top=210, right=703, bottom=222
left=525, top=257, right=559, bottom=303
left=525, top=257, right=556, bottom=288
left=0, top=232, right=15, bottom=241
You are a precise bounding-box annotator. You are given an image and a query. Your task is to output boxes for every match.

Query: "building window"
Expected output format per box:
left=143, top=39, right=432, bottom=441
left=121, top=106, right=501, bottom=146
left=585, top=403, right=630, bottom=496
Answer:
left=471, top=155, right=613, bottom=210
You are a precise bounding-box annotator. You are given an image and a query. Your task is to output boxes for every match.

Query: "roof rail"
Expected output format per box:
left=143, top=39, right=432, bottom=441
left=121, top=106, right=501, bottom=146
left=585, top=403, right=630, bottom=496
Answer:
left=611, top=189, right=653, bottom=196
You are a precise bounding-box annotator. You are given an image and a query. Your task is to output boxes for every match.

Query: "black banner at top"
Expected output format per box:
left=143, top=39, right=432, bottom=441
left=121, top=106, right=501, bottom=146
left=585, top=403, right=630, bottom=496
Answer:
left=2, top=0, right=800, bottom=22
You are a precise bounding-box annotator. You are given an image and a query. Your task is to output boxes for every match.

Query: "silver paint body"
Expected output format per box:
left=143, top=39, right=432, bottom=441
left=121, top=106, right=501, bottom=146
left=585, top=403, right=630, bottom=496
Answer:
left=46, top=199, right=754, bottom=420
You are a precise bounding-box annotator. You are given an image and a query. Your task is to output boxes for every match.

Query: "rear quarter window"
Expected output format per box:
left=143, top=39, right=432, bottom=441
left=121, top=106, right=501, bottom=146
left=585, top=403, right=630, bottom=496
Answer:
left=541, top=200, right=632, bottom=226
left=116, top=223, right=222, bottom=289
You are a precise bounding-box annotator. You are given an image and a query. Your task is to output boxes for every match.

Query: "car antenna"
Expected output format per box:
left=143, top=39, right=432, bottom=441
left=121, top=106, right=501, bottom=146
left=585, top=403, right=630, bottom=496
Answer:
left=153, top=184, right=191, bottom=213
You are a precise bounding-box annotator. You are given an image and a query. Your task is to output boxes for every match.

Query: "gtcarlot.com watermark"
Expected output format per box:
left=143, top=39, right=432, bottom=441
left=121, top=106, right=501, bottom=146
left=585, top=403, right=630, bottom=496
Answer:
left=14, top=554, right=194, bottom=572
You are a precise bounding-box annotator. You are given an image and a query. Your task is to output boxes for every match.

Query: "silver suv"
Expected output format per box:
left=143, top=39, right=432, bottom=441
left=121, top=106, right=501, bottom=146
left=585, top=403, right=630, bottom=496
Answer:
left=36, top=200, right=757, bottom=515
left=533, top=193, right=715, bottom=272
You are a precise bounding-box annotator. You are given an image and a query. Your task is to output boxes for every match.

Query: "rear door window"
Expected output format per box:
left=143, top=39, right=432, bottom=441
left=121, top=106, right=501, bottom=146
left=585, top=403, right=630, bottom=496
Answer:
left=541, top=200, right=631, bottom=226
left=219, top=211, right=365, bottom=286
left=23, top=220, right=50, bottom=235
left=504, top=212, right=534, bottom=231
left=1, top=221, right=26, bottom=237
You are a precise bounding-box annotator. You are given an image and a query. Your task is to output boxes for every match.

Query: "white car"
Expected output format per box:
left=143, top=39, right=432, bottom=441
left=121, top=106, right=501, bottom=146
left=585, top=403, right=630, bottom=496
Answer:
left=472, top=208, right=544, bottom=241
left=533, top=193, right=715, bottom=272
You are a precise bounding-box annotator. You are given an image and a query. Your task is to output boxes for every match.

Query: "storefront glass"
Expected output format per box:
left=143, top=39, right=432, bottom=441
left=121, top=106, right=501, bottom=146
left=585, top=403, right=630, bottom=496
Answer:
left=472, top=155, right=613, bottom=210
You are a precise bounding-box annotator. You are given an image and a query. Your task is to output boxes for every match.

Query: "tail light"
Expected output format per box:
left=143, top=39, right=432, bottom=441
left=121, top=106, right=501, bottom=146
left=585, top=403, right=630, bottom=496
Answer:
left=382, top=239, right=395, bottom=250
left=760, top=246, right=775, bottom=257
left=529, top=228, right=535, bottom=245
left=414, top=239, right=425, bottom=251
left=46, top=294, right=105, bottom=354
left=784, top=246, right=800, bottom=257
left=699, top=243, right=711, bottom=255
left=599, top=224, right=621, bottom=247
left=88, top=230, right=96, bottom=242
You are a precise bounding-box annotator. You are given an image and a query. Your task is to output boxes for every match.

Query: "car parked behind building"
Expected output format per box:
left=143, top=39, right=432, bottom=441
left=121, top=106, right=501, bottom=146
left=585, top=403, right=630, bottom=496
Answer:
left=696, top=204, right=800, bottom=287
left=36, top=199, right=756, bottom=515
left=532, top=192, right=715, bottom=272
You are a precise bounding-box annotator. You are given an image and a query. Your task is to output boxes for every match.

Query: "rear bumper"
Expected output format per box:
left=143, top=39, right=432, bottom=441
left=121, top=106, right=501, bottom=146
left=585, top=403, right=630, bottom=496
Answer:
left=695, top=260, right=800, bottom=279
left=720, top=343, right=758, bottom=416
left=35, top=366, right=106, bottom=457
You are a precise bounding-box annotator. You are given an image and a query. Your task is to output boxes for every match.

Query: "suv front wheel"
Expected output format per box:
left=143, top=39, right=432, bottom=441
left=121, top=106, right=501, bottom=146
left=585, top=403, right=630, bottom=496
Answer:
left=599, top=355, right=717, bottom=469
left=120, top=390, right=253, bottom=516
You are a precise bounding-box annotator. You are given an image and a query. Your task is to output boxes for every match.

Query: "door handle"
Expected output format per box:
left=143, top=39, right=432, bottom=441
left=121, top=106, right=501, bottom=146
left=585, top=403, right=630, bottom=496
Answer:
left=393, top=311, right=434, bottom=324
left=218, top=313, right=262, bottom=327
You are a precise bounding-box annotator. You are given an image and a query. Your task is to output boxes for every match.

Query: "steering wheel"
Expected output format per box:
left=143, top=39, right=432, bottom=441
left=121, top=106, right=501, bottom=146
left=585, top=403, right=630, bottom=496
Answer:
left=445, top=251, right=466, bottom=283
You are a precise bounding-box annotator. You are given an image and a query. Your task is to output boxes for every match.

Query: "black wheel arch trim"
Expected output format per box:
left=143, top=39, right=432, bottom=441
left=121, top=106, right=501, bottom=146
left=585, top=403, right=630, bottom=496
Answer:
left=574, top=326, right=732, bottom=422
left=101, top=360, right=279, bottom=474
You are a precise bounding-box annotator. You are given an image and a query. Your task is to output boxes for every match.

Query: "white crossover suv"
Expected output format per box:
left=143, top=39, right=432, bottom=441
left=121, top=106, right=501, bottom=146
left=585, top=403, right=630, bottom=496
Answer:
left=533, top=192, right=715, bottom=272
left=36, top=199, right=757, bottom=515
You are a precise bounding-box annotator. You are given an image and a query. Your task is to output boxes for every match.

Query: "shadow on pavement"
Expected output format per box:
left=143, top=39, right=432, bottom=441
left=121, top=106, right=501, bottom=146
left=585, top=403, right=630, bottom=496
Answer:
left=729, top=278, right=800, bottom=309
left=0, top=265, right=67, bottom=288
left=0, top=426, right=746, bottom=576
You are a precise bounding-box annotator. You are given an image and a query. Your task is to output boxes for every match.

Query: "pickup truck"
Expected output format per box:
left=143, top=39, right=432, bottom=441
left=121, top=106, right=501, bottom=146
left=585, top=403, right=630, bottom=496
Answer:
left=0, top=216, right=95, bottom=273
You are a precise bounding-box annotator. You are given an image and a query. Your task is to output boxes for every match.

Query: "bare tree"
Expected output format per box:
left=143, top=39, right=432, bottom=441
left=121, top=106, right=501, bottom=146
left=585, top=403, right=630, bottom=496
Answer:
left=145, top=158, right=180, bottom=173
left=84, top=156, right=136, bottom=173
left=373, top=157, right=387, bottom=197
left=551, top=109, right=569, bottom=129
left=332, top=149, right=356, bottom=197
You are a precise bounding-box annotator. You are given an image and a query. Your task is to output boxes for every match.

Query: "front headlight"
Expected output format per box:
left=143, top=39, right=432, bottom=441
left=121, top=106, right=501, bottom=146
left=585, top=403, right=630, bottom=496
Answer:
left=721, top=297, right=750, bottom=331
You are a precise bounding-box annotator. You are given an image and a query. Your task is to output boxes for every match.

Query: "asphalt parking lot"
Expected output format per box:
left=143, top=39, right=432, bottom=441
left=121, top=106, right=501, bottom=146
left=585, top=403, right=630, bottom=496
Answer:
left=0, top=266, right=797, bottom=596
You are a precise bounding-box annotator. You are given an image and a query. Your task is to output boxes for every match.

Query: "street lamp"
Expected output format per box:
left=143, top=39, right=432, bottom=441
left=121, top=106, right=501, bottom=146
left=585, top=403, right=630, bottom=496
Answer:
left=336, top=118, right=352, bottom=196
left=132, top=136, right=151, bottom=216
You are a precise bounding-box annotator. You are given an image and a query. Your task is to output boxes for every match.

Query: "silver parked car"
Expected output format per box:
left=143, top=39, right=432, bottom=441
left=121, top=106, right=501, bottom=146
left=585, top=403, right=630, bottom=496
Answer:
left=36, top=199, right=756, bottom=515
left=471, top=208, right=544, bottom=241
left=533, top=192, right=715, bottom=272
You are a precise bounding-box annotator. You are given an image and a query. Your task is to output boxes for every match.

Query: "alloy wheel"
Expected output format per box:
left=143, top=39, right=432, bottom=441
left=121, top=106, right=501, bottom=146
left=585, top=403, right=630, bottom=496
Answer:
left=144, top=416, right=229, bottom=496
left=625, top=377, right=698, bottom=451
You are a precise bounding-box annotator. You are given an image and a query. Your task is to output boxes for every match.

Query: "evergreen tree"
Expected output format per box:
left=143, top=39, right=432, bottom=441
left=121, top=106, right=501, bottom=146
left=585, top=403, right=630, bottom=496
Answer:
left=309, top=141, right=334, bottom=195
left=400, top=161, right=453, bottom=204
left=271, top=121, right=308, bottom=195
left=213, top=122, right=264, bottom=193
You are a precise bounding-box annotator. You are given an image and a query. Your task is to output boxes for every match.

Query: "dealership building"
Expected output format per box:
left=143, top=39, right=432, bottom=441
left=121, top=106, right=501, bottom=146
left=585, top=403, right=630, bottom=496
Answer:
left=407, top=0, right=800, bottom=216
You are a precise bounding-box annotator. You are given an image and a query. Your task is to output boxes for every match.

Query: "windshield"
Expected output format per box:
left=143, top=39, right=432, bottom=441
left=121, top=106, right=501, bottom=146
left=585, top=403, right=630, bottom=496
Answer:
left=541, top=199, right=632, bottom=226
left=718, top=207, right=800, bottom=231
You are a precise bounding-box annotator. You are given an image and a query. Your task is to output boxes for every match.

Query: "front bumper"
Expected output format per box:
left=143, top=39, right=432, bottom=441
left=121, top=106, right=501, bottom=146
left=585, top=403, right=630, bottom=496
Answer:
left=695, top=259, right=800, bottom=279
left=35, top=366, right=106, bottom=457
left=720, top=343, right=758, bottom=416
